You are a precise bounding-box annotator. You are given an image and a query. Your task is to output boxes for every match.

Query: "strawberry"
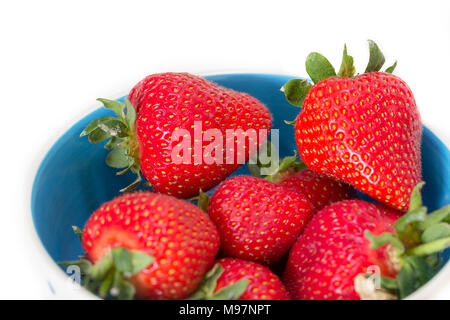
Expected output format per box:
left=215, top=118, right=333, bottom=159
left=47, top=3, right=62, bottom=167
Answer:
left=282, top=41, right=421, bottom=211
left=248, top=151, right=357, bottom=211
left=283, top=183, right=450, bottom=300
left=207, top=175, right=315, bottom=265
left=66, top=191, right=220, bottom=300
left=190, top=258, right=290, bottom=300
left=81, top=72, right=271, bottom=198
left=279, top=169, right=357, bottom=211
left=283, top=199, right=400, bottom=300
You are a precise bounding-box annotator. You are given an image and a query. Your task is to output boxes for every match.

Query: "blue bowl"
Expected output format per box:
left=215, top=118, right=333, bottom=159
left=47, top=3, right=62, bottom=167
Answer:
left=31, top=73, right=450, bottom=294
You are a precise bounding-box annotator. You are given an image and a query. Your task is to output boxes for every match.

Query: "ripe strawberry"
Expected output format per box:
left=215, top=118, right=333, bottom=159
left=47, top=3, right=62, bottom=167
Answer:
left=283, top=41, right=421, bottom=210
left=283, top=199, right=400, bottom=300
left=78, top=191, right=220, bottom=299
left=248, top=151, right=357, bottom=211
left=278, top=168, right=357, bottom=211
left=207, top=175, right=314, bottom=265
left=81, top=72, right=272, bottom=198
left=283, top=183, right=450, bottom=300
left=190, top=258, right=290, bottom=300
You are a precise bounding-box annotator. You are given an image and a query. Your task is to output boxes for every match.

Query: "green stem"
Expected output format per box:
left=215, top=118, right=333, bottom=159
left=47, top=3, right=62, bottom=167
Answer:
left=406, top=236, right=450, bottom=256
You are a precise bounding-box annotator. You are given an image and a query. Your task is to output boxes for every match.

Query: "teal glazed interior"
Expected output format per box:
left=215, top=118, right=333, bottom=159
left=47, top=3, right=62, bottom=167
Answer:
left=31, top=73, right=450, bottom=267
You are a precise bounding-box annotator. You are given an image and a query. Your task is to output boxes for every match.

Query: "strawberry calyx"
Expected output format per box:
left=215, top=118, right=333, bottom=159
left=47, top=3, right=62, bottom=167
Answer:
left=362, top=182, right=450, bottom=299
left=248, top=147, right=306, bottom=183
left=282, top=40, right=397, bottom=108
left=190, top=189, right=210, bottom=213
left=338, top=44, right=356, bottom=78
left=80, top=98, right=143, bottom=192
left=264, top=151, right=307, bottom=183
left=188, top=264, right=249, bottom=300
left=59, top=227, right=154, bottom=300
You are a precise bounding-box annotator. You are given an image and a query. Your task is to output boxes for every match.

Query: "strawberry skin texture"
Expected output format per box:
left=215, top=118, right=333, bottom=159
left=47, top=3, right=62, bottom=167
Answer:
left=283, top=200, right=402, bottom=300
left=279, top=169, right=357, bottom=211
left=82, top=191, right=220, bottom=300
left=295, top=72, right=421, bottom=211
left=215, top=258, right=290, bottom=300
left=129, top=73, right=272, bottom=198
left=208, top=176, right=315, bottom=265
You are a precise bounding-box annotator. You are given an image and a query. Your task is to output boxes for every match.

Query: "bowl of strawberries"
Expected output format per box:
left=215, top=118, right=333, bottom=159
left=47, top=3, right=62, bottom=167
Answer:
left=31, top=41, right=450, bottom=300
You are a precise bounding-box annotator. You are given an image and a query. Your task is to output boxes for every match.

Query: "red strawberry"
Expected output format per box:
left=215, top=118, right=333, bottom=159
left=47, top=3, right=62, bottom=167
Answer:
left=283, top=183, right=450, bottom=300
left=283, top=41, right=421, bottom=210
left=190, top=258, right=290, bottom=300
left=81, top=72, right=271, bottom=198
left=207, top=175, right=314, bottom=265
left=279, top=168, right=357, bottom=211
left=79, top=191, right=220, bottom=300
left=248, top=151, right=357, bottom=211
left=283, top=199, right=400, bottom=300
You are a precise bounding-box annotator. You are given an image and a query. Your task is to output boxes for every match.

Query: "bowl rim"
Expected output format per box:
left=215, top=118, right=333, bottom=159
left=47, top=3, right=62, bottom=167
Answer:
left=28, top=72, right=450, bottom=300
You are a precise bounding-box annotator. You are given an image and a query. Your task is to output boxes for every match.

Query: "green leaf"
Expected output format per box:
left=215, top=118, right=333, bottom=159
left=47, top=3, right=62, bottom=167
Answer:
left=60, top=247, right=151, bottom=300
left=380, top=276, right=399, bottom=291
left=421, top=223, right=450, bottom=243
left=365, top=230, right=405, bottom=254
left=97, top=98, right=124, bottom=119
left=424, top=253, right=441, bottom=268
left=80, top=116, right=115, bottom=137
left=106, top=148, right=129, bottom=169
left=281, top=79, right=312, bottom=107
left=112, top=247, right=133, bottom=273
left=197, top=189, right=210, bottom=213
left=115, top=279, right=136, bottom=300
left=408, top=182, right=425, bottom=212
left=87, top=251, right=114, bottom=281
left=405, top=256, right=435, bottom=283
left=337, top=44, right=356, bottom=78
left=129, top=250, right=154, bottom=274
left=119, top=173, right=142, bottom=192
left=188, top=264, right=224, bottom=300
left=99, top=269, right=115, bottom=298
left=284, top=118, right=297, bottom=126
left=397, top=263, right=418, bottom=299
left=407, top=236, right=450, bottom=256
left=124, top=99, right=137, bottom=129
left=88, top=128, right=110, bottom=144
left=86, top=97, right=142, bottom=194
left=209, top=279, right=249, bottom=300
left=385, top=61, right=397, bottom=73
left=98, top=119, right=129, bottom=138
left=104, top=136, right=123, bottom=150
left=365, top=40, right=386, bottom=73
left=305, top=52, right=336, bottom=84
left=116, top=161, right=134, bottom=176
left=418, top=205, right=450, bottom=230
left=264, top=151, right=305, bottom=183
left=72, top=226, right=83, bottom=242
left=278, top=152, right=299, bottom=172
left=83, top=276, right=97, bottom=292
left=293, top=161, right=307, bottom=171
left=394, top=207, right=427, bottom=235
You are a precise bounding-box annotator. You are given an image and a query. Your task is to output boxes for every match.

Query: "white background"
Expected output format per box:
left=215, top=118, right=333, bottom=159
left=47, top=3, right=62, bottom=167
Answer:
left=0, top=0, right=449, bottom=298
